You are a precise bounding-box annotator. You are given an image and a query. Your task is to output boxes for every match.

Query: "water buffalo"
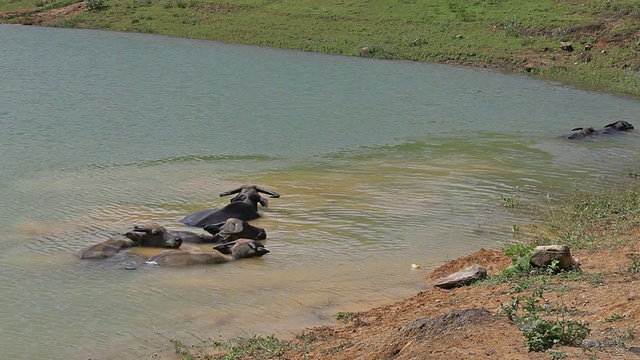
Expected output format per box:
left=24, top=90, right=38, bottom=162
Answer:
left=77, top=222, right=182, bottom=259
left=180, top=185, right=280, bottom=227
left=202, top=217, right=267, bottom=243
left=145, top=239, right=269, bottom=266
left=167, top=230, right=219, bottom=244
left=597, top=120, right=634, bottom=135
left=563, top=126, right=596, bottom=140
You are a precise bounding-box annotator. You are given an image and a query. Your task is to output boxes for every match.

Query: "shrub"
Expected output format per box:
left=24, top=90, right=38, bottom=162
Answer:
left=499, top=287, right=590, bottom=352
left=86, top=0, right=107, bottom=11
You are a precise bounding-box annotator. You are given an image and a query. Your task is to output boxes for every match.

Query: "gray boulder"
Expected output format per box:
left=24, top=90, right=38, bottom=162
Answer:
left=530, top=245, right=575, bottom=269
left=434, top=264, right=487, bottom=289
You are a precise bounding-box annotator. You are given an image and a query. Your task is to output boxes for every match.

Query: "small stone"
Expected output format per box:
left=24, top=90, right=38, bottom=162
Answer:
left=560, top=41, right=574, bottom=51
left=530, top=245, right=574, bottom=269
left=582, top=340, right=601, bottom=348
left=434, top=264, right=487, bottom=289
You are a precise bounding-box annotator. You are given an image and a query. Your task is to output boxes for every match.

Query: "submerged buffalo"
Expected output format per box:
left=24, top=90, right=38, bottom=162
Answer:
left=597, top=120, right=634, bottom=135
left=145, top=239, right=269, bottom=266
left=180, top=185, right=280, bottom=227
left=562, top=126, right=597, bottom=140
left=202, top=217, right=267, bottom=243
left=166, top=230, right=218, bottom=244
left=77, top=222, right=182, bottom=259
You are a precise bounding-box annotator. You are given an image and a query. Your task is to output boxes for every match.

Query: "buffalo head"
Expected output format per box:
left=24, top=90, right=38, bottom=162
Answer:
left=213, top=239, right=270, bottom=258
left=220, top=185, right=280, bottom=209
left=203, top=217, right=267, bottom=242
left=565, top=126, right=596, bottom=139
left=604, top=121, right=634, bottom=131
left=126, top=222, right=182, bottom=248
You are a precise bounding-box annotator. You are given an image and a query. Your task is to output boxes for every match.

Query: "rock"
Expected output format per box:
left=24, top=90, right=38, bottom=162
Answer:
left=400, top=308, right=495, bottom=337
left=434, top=264, right=487, bottom=289
left=530, top=245, right=574, bottom=269
left=358, top=47, right=371, bottom=55
left=560, top=41, right=574, bottom=52
left=525, top=62, right=536, bottom=72
left=580, top=52, right=593, bottom=63
left=582, top=339, right=601, bottom=348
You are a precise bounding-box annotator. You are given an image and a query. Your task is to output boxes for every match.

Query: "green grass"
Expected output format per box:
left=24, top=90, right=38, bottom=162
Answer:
left=171, top=335, right=294, bottom=360
left=478, top=183, right=640, bottom=293
left=498, top=287, right=591, bottom=352
left=1, top=0, right=639, bottom=96
left=535, top=184, right=640, bottom=249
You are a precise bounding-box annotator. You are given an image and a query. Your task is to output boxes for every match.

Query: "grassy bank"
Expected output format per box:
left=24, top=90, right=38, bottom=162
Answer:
left=1, top=0, right=639, bottom=96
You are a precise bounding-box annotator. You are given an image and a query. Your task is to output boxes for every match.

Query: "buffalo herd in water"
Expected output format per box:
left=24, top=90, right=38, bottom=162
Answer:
left=77, top=185, right=280, bottom=267
left=562, top=120, right=634, bottom=139
left=77, top=121, right=635, bottom=267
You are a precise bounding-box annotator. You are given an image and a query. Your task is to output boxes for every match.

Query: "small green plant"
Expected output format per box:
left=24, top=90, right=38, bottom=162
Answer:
left=502, top=243, right=534, bottom=277
left=221, top=335, right=291, bottom=359
left=335, top=311, right=367, bottom=326
left=448, top=0, right=475, bottom=22
left=504, top=16, right=520, bottom=37
left=603, top=313, right=625, bottom=322
left=499, top=287, right=590, bottom=352
left=327, top=340, right=353, bottom=354
left=171, top=339, right=196, bottom=360
left=549, top=350, right=566, bottom=359
left=335, top=311, right=350, bottom=322
left=85, top=0, right=106, bottom=11
left=627, top=253, right=640, bottom=273
left=500, top=186, right=522, bottom=208
left=544, top=259, right=561, bottom=275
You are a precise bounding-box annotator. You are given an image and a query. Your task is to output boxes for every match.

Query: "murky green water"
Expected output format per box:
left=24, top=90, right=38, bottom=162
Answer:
left=2, top=24, right=640, bottom=359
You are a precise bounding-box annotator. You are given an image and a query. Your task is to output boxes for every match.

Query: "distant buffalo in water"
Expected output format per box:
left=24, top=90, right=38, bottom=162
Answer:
left=77, top=222, right=182, bottom=259
left=145, top=239, right=269, bottom=266
left=180, top=185, right=280, bottom=227
left=563, top=121, right=634, bottom=140
left=562, top=126, right=597, bottom=140
left=597, top=120, right=634, bottom=135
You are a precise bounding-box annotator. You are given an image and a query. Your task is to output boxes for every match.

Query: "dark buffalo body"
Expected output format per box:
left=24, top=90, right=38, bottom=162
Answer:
left=597, top=120, right=634, bottom=135
left=563, top=126, right=596, bottom=140
left=180, top=185, right=280, bottom=227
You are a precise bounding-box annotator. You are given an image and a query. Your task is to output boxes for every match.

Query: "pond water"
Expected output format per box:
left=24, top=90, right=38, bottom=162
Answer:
left=2, top=24, right=640, bottom=360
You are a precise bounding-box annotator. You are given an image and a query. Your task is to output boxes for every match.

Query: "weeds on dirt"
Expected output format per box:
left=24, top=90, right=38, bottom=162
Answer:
left=326, top=340, right=354, bottom=354
left=541, top=185, right=640, bottom=249
left=85, top=0, right=106, bottom=11
left=499, top=287, right=590, bottom=352
left=172, top=339, right=202, bottom=360
left=219, top=335, right=290, bottom=359
left=499, top=186, right=523, bottom=208
left=628, top=253, right=640, bottom=273
left=171, top=335, right=295, bottom=360
left=335, top=311, right=367, bottom=326
left=600, top=324, right=638, bottom=349
left=603, top=313, right=626, bottom=322
left=548, top=350, right=566, bottom=359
